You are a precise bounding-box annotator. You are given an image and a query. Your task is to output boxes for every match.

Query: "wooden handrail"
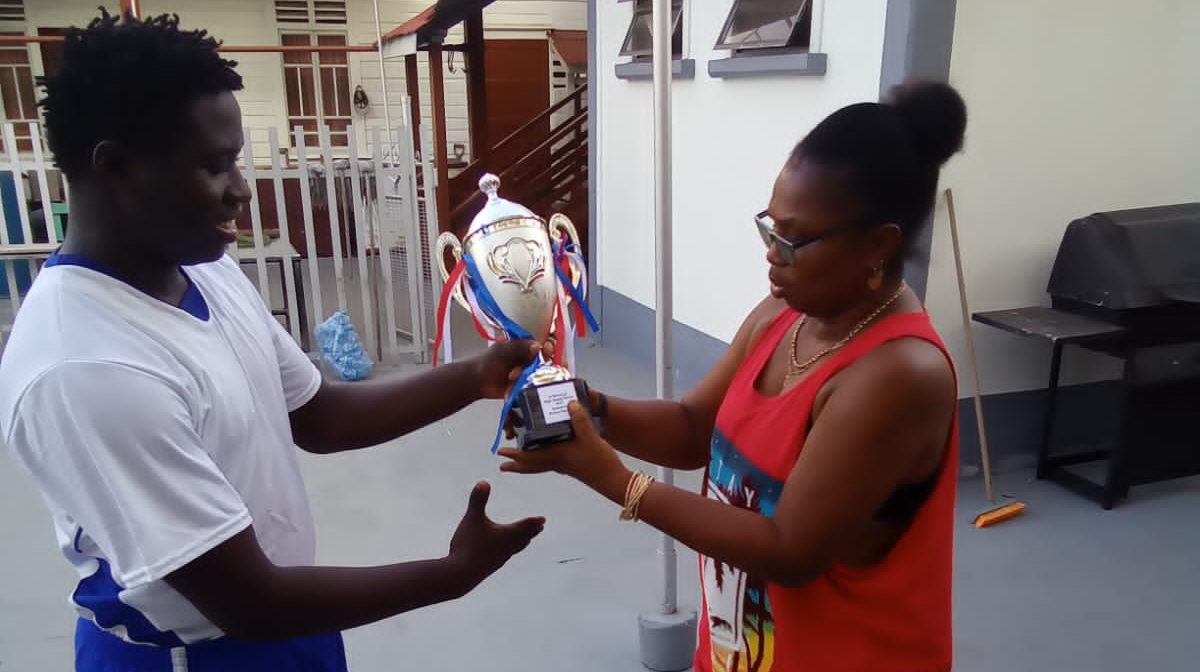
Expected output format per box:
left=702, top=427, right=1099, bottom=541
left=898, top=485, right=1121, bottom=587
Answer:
left=533, top=170, right=587, bottom=215
left=546, top=144, right=588, bottom=185
left=519, top=136, right=586, bottom=191
left=508, top=123, right=587, bottom=192
left=451, top=109, right=587, bottom=221
left=506, top=113, right=587, bottom=185
left=489, top=85, right=587, bottom=161
left=448, top=85, right=587, bottom=193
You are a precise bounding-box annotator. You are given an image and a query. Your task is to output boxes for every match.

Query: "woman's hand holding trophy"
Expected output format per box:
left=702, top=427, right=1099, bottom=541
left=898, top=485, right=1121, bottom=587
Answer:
left=434, top=174, right=600, bottom=453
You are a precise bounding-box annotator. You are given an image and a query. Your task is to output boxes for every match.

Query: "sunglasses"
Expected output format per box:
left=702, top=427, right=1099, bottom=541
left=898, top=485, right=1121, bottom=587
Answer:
left=755, top=210, right=860, bottom=265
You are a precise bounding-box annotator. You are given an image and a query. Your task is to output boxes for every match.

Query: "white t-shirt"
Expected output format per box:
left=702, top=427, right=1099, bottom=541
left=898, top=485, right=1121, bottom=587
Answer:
left=0, top=253, right=322, bottom=646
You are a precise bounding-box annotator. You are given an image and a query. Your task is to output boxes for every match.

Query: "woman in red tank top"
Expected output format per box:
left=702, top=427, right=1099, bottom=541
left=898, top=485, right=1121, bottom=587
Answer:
left=500, top=81, right=967, bottom=671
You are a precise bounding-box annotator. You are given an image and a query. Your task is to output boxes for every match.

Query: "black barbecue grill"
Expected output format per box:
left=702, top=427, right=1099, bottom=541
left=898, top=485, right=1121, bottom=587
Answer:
left=973, top=203, right=1200, bottom=508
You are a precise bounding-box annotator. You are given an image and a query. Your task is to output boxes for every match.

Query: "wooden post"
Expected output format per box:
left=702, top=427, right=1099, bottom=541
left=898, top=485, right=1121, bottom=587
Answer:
left=464, top=11, right=489, bottom=166
left=428, top=45, right=452, bottom=233
left=405, top=54, right=422, bottom=158
left=120, top=0, right=141, bottom=18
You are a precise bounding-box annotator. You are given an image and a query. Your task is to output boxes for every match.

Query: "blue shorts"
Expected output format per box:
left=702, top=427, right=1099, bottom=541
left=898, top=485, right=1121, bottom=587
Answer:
left=75, top=618, right=348, bottom=672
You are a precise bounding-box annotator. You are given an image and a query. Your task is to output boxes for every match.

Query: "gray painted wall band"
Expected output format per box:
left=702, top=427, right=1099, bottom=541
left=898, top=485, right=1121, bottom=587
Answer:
left=708, top=52, right=827, bottom=79
left=879, top=0, right=958, bottom=301
left=601, top=289, right=1105, bottom=474
left=614, top=58, right=696, bottom=80
left=599, top=287, right=728, bottom=397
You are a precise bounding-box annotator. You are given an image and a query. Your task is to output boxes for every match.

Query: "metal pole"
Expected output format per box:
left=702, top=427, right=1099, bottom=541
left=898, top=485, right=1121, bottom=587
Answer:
left=371, top=0, right=395, bottom=156
left=371, top=0, right=395, bottom=366
left=651, top=0, right=678, bottom=618
left=636, top=1, right=695, bottom=667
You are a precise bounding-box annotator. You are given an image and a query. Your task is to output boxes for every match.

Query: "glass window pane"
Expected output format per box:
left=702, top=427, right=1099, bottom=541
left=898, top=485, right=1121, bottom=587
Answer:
left=0, top=44, right=28, bottom=66
left=16, top=66, right=36, bottom=119
left=0, top=68, right=21, bottom=120
left=333, top=68, right=351, bottom=116
left=299, top=68, right=317, bottom=116
left=717, top=0, right=810, bottom=50
left=318, top=34, right=348, bottom=65
left=621, top=6, right=684, bottom=57
left=288, top=119, right=319, bottom=147
left=284, top=68, right=302, bottom=115
left=319, top=67, right=338, bottom=117
left=282, top=33, right=312, bottom=65
left=328, top=119, right=350, bottom=147
left=620, top=10, right=653, bottom=57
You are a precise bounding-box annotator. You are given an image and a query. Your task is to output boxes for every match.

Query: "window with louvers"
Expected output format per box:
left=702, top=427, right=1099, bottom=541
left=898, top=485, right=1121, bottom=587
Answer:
left=276, top=0, right=350, bottom=147
left=274, top=0, right=347, bottom=26
left=0, top=0, right=24, bottom=23
left=281, top=33, right=351, bottom=147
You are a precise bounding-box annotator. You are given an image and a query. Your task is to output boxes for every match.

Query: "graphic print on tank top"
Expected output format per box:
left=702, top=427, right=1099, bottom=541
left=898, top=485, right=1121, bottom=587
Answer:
left=702, top=429, right=783, bottom=672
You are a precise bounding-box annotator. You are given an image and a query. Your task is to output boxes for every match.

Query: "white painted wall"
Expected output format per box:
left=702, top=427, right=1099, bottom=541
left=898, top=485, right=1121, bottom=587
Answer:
left=20, top=1, right=587, bottom=161
left=594, top=0, right=889, bottom=343
left=20, top=1, right=286, bottom=157
left=347, top=0, right=586, bottom=162
left=20, top=2, right=121, bottom=78
left=924, top=0, right=1200, bottom=396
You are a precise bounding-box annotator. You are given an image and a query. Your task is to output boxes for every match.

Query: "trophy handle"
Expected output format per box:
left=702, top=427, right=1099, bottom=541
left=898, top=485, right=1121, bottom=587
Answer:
left=435, top=232, right=471, bottom=313
left=548, top=213, right=584, bottom=288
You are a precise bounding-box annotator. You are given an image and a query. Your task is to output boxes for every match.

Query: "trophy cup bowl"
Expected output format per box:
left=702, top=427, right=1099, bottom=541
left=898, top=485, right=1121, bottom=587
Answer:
left=435, top=174, right=594, bottom=450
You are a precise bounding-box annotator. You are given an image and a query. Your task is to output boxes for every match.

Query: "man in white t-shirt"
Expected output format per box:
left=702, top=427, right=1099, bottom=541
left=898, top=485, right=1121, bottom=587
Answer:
left=0, top=12, right=545, bottom=671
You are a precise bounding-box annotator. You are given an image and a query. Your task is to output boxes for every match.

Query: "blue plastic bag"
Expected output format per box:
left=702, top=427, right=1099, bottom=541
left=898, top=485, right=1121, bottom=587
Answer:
left=314, top=311, right=374, bottom=381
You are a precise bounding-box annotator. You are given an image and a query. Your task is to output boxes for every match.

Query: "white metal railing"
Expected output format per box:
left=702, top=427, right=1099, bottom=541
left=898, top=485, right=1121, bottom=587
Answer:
left=0, top=114, right=437, bottom=365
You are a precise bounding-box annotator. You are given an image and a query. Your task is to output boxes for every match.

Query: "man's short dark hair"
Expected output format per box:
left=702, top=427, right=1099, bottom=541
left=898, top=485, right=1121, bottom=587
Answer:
left=38, top=10, right=244, bottom=178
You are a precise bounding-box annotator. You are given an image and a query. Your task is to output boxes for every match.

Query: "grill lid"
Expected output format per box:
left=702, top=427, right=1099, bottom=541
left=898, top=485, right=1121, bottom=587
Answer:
left=1047, top=203, right=1200, bottom=310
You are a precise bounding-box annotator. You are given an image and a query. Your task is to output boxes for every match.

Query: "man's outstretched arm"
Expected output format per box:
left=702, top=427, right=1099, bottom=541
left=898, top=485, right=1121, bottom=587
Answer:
left=166, top=482, right=543, bottom=641
left=288, top=340, right=545, bottom=454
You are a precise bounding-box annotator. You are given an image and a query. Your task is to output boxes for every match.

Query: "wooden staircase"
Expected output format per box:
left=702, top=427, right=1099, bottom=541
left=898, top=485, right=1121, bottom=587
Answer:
left=446, top=84, right=589, bottom=249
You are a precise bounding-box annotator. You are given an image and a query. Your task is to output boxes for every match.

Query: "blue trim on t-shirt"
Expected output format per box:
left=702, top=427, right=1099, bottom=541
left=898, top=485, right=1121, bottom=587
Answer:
left=44, top=250, right=210, bottom=321
left=72, top=557, right=186, bottom=648
left=76, top=618, right=348, bottom=671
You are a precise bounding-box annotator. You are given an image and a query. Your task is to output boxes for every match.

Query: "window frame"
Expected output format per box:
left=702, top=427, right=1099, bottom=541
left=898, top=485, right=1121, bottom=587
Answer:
left=274, top=0, right=348, bottom=28
left=0, top=32, right=39, bottom=153
left=618, top=0, right=684, bottom=60
left=278, top=29, right=353, bottom=149
left=714, top=0, right=812, bottom=54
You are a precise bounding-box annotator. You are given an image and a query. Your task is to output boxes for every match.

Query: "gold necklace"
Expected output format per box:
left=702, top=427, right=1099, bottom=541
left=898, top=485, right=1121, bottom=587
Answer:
left=785, top=283, right=909, bottom=382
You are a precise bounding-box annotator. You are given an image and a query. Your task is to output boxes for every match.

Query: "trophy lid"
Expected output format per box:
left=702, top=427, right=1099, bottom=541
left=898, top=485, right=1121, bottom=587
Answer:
left=468, top=174, right=539, bottom=235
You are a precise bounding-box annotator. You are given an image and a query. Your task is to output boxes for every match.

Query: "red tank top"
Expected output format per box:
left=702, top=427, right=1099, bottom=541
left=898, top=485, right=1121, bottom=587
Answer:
left=696, top=307, right=957, bottom=672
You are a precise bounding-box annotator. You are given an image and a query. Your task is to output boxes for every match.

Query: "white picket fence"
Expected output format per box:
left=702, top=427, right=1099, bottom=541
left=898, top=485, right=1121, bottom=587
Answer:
left=0, top=113, right=442, bottom=365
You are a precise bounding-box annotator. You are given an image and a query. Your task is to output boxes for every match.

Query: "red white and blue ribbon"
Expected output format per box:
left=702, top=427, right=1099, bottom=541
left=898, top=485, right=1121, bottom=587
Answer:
left=551, top=233, right=600, bottom=376
left=431, top=234, right=600, bottom=452
left=432, top=260, right=466, bottom=368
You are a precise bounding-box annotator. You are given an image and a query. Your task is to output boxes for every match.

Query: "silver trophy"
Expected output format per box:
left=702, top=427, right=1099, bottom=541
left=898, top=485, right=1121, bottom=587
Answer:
left=435, top=174, right=595, bottom=450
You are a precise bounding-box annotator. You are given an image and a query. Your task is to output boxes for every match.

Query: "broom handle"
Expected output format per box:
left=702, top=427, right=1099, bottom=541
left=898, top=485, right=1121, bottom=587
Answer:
left=945, top=188, right=995, bottom=504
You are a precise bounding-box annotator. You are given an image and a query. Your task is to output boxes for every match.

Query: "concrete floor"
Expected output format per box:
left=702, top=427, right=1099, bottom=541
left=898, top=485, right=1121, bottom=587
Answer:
left=2, top=341, right=1199, bottom=670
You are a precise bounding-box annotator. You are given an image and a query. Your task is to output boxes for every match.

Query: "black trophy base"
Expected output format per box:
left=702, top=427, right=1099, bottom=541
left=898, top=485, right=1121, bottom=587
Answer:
left=509, top=378, right=593, bottom=450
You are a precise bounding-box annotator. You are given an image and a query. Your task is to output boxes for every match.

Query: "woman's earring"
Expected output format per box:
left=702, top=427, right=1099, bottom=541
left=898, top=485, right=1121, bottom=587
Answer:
left=868, top=264, right=884, bottom=291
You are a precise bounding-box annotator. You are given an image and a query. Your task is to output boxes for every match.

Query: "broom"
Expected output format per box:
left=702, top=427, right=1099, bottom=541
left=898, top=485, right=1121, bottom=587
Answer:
left=944, top=188, right=1027, bottom=528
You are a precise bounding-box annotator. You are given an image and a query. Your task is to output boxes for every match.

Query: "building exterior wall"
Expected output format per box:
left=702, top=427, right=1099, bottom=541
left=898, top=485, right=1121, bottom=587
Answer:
left=924, top=0, right=1200, bottom=396
left=594, top=0, right=888, bottom=343
left=16, top=1, right=587, bottom=161
left=594, top=0, right=1200, bottom=406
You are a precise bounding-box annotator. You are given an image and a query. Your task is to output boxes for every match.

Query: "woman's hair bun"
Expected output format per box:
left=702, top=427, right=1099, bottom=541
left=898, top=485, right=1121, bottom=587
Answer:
left=887, top=80, right=966, bottom=166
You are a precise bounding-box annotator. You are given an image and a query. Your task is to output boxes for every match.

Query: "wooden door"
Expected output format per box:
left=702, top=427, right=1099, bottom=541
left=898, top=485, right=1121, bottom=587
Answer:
left=483, top=39, right=550, bottom=148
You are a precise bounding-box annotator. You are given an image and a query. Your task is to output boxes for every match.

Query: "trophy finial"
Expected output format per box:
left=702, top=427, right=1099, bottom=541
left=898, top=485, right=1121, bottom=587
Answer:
left=479, top=174, right=501, bottom=201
